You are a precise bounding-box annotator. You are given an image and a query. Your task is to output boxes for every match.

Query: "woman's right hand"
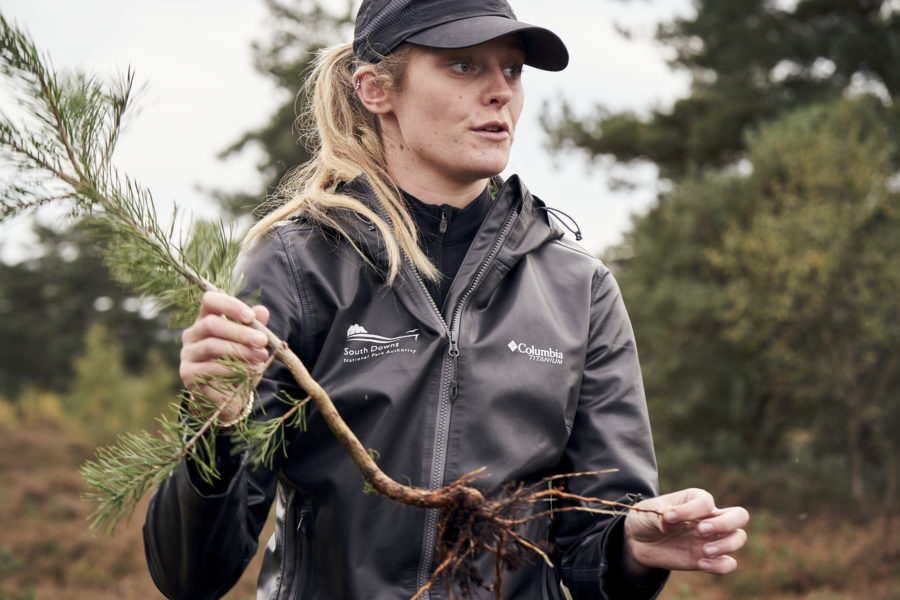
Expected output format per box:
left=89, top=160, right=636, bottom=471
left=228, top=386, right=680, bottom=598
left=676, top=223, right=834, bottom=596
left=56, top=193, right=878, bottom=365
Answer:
left=180, top=291, right=271, bottom=422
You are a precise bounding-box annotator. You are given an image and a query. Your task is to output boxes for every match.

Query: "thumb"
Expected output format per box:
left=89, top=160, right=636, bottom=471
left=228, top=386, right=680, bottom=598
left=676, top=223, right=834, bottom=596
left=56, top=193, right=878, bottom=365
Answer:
left=661, top=488, right=717, bottom=524
left=253, top=304, right=271, bottom=327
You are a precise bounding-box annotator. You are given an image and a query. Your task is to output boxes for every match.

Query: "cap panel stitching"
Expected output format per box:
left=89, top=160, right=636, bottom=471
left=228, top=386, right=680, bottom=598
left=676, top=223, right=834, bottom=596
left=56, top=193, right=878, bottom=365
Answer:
left=356, top=0, right=414, bottom=42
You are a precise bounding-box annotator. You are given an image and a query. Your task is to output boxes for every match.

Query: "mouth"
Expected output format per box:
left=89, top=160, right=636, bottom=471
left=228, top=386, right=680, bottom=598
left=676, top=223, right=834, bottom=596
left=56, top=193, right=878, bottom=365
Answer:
left=474, top=122, right=509, bottom=134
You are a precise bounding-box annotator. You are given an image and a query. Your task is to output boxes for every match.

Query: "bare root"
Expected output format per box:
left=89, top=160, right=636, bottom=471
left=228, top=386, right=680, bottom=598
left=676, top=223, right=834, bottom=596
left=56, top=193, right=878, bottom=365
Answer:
left=409, top=469, right=663, bottom=600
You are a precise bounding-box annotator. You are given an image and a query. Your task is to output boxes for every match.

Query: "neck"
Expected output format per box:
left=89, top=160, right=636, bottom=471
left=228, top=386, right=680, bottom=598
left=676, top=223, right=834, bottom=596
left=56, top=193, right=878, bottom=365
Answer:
left=391, top=172, right=489, bottom=208
left=381, top=130, right=492, bottom=209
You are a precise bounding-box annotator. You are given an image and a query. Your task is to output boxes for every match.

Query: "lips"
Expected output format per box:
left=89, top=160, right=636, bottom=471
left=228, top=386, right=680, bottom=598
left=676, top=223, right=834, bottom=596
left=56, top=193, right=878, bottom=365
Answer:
left=474, top=122, right=509, bottom=133
left=472, top=122, right=511, bottom=144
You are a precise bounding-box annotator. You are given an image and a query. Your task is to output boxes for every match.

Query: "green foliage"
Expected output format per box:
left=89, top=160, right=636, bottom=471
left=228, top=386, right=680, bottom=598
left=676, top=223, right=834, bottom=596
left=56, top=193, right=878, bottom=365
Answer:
left=543, top=0, right=900, bottom=178
left=0, top=12, right=132, bottom=217
left=1, top=14, right=241, bottom=319
left=615, top=96, right=900, bottom=511
left=0, top=11, right=309, bottom=534
left=542, top=0, right=900, bottom=513
left=6, top=386, right=67, bottom=427
left=213, top=0, right=354, bottom=217
left=0, top=221, right=177, bottom=399
left=66, top=322, right=177, bottom=443
left=232, top=390, right=308, bottom=471
left=81, top=407, right=203, bottom=533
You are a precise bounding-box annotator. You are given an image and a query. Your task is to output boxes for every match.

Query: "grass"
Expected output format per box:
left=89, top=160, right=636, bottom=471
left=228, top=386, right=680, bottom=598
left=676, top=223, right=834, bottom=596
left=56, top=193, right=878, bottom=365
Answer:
left=0, top=419, right=897, bottom=599
left=0, top=420, right=266, bottom=600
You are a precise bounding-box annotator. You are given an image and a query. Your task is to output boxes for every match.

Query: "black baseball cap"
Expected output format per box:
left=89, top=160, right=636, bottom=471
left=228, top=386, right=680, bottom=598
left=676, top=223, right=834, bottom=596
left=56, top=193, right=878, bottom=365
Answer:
left=353, top=0, right=569, bottom=71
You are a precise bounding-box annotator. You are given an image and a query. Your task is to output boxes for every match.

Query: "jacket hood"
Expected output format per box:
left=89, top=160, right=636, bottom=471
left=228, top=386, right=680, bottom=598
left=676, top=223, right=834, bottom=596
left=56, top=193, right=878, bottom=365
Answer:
left=489, top=174, right=568, bottom=270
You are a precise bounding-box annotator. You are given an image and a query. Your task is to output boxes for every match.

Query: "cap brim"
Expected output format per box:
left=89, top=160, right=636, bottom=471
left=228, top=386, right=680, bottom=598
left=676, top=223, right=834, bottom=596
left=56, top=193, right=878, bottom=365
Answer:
left=405, top=15, right=569, bottom=72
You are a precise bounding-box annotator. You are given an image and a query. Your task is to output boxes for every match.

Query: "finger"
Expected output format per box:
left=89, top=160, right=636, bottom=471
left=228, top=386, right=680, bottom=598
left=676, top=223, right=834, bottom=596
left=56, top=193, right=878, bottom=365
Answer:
left=183, top=314, right=269, bottom=349
left=180, top=346, right=269, bottom=387
left=703, top=528, right=748, bottom=559
left=180, top=360, right=234, bottom=391
left=661, top=488, right=717, bottom=525
left=189, top=383, right=250, bottom=419
left=178, top=362, right=267, bottom=395
left=198, top=290, right=258, bottom=324
left=182, top=352, right=269, bottom=378
left=181, top=356, right=264, bottom=382
left=696, top=506, right=750, bottom=537
left=697, top=554, right=738, bottom=575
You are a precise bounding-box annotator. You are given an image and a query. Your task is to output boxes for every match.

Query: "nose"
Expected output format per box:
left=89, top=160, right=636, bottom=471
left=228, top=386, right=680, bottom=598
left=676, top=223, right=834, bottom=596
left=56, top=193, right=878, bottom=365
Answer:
left=483, top=65, right=514, bottom=106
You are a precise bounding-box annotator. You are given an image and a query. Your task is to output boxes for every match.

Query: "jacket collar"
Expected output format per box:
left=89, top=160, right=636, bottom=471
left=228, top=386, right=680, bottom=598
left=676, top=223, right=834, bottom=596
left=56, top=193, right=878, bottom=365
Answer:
left=334, top=173, right=567, bottom=280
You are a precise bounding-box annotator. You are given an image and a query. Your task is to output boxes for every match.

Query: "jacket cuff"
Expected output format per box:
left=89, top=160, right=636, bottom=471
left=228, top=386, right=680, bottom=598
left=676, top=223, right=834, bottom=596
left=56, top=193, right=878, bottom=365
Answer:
left=185, top=432, right=244, bottom=497
left=601, top=516, right=669, bottom=599
left=144, top=459, right=251, bottom=600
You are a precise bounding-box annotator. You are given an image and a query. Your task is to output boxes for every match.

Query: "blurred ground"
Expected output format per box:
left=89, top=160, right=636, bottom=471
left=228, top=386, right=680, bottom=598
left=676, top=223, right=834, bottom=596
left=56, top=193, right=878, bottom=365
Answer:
left=0, top=421, right=897, bottom=599
left=0, top=422, right=263, bottom=600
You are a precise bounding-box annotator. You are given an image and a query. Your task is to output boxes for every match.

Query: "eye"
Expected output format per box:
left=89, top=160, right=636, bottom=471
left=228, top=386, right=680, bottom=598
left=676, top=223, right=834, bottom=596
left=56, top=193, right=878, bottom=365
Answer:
left=503, top=65, right=524, bottom=80
left=450, top=61, right=474, bottom=74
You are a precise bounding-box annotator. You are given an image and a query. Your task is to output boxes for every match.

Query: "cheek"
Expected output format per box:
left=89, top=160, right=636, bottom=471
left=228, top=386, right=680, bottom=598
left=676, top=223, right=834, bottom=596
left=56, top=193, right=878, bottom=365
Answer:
left=510, top=94, right=524, bottom=128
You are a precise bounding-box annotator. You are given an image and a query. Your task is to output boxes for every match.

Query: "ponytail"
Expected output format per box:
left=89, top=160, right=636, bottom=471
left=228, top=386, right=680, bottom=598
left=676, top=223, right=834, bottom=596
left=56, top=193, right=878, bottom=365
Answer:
left=243, top=43, right=437, bottom=285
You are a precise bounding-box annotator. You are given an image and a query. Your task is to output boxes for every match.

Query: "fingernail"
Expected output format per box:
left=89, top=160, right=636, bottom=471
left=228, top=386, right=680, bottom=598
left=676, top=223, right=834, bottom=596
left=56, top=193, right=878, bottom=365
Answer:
left=242, top=308, right=255, bottom=322
left=698, top=559, right=712, bottom=571
left=705, top=545, right=719, bottom=557
left=252, top=333, right=267, bottom=347
left=665, top=510, right=678, bottom=522
left=698, top=522, right=713, bottom=534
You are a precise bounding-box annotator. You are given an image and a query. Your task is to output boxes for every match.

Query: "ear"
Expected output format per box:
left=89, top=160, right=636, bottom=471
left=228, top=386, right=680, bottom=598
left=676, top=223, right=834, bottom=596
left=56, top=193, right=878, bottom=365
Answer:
left=354, top=66, right=394, bottom=116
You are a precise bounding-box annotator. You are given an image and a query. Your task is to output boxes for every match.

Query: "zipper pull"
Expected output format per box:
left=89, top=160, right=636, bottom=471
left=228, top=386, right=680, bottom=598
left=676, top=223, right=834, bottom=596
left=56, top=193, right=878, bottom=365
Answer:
left=448, top=335, right=459, bottom=400
left=439, top=208, right=448, bottom=234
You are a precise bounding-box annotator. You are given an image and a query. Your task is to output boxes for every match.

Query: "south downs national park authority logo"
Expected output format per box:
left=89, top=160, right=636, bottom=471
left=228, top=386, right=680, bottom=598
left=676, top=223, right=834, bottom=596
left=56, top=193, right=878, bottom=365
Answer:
left=343, top=324, right=420, bottom=363
left=507, top=339, right=564, bottom=366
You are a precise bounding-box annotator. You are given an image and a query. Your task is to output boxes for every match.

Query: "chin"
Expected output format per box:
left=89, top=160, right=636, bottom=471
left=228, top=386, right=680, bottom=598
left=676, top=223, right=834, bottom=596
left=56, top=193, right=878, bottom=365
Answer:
left=472, top=160, right=510, bottom=179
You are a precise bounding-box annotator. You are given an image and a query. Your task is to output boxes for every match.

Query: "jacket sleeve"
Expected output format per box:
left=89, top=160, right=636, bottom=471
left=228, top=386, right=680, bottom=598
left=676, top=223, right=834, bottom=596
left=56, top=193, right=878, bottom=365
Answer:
left=143, top=229, right=311, bottom=600
left=551, top=267, right=669, bottom=599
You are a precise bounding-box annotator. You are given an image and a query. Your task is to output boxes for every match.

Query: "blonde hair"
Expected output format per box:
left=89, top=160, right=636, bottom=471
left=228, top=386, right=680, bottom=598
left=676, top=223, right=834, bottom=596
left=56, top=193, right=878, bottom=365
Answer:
left=243, top=43, right=438, bottom=284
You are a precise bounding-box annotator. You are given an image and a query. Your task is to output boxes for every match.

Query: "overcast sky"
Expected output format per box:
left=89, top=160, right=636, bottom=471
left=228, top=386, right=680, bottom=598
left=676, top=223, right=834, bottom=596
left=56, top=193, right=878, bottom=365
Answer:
left=1, top=0, right=693, bottom=261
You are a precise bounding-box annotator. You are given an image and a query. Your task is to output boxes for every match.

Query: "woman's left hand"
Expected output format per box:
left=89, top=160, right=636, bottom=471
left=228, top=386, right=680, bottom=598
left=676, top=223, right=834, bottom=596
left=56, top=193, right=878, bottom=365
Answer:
left=622, top=488, right=749, bottom=577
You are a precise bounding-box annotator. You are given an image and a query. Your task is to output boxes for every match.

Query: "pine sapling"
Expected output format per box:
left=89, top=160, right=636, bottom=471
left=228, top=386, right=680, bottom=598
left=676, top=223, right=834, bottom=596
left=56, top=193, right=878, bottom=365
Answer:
left=0, top=14, right=660, bottom=598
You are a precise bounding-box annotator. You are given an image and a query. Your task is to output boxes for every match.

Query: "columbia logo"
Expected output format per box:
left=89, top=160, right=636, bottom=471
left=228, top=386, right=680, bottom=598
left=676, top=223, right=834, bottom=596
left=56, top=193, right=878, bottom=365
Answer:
left=506, top=339, right=564, bottom=365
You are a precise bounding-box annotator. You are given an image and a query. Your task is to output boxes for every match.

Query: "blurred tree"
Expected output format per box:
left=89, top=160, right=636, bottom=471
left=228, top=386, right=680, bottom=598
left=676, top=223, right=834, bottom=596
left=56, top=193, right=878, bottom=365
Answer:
left=213, top=0, right=355, bottom=217
left=0, top=222, right=177, bottom=399
left=543, top=0, right=900, bottom=179
left=616, top=96, right=900, bottom=513
left=67, top=322, right=177, bottom=442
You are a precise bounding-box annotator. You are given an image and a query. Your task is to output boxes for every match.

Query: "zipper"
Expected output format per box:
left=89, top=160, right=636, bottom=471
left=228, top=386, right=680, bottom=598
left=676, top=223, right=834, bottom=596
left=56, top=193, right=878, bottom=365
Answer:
left=295, top=499, right=313, bottom=597
left=447, top=208, right=517, bottom=351
left=413, top=202, right=520, bottom=598
left=273, top=489, right=293, bottom=600
left=448, top=334, right=459, bottom=400
left=411, top=265, right=453, bottom=599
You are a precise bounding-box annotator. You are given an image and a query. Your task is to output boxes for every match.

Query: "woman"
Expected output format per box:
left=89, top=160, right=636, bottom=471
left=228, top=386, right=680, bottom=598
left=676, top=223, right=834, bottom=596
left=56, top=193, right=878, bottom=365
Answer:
left=144, top=1, right=749, bottom=598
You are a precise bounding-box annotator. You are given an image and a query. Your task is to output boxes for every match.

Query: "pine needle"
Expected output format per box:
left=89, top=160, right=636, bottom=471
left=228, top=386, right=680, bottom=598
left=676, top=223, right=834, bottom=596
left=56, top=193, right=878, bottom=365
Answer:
left=0, top=12, right=275, bottom=533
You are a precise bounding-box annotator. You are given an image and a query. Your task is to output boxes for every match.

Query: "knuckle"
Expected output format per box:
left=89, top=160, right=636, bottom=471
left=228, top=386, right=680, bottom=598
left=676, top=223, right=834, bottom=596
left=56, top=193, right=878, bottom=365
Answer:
left=199, top=338, right=223, bottom=358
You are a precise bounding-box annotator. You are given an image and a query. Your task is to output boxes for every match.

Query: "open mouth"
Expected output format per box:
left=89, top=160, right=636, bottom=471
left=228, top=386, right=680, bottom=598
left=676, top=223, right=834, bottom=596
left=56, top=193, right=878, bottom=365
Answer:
left=475, top=123, right=509, bottom=134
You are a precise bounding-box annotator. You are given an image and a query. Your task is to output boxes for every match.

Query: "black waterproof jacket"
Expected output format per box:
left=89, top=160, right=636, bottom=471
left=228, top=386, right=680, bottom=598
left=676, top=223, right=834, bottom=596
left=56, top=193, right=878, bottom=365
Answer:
left=143, top=175, right=665, bottom=599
